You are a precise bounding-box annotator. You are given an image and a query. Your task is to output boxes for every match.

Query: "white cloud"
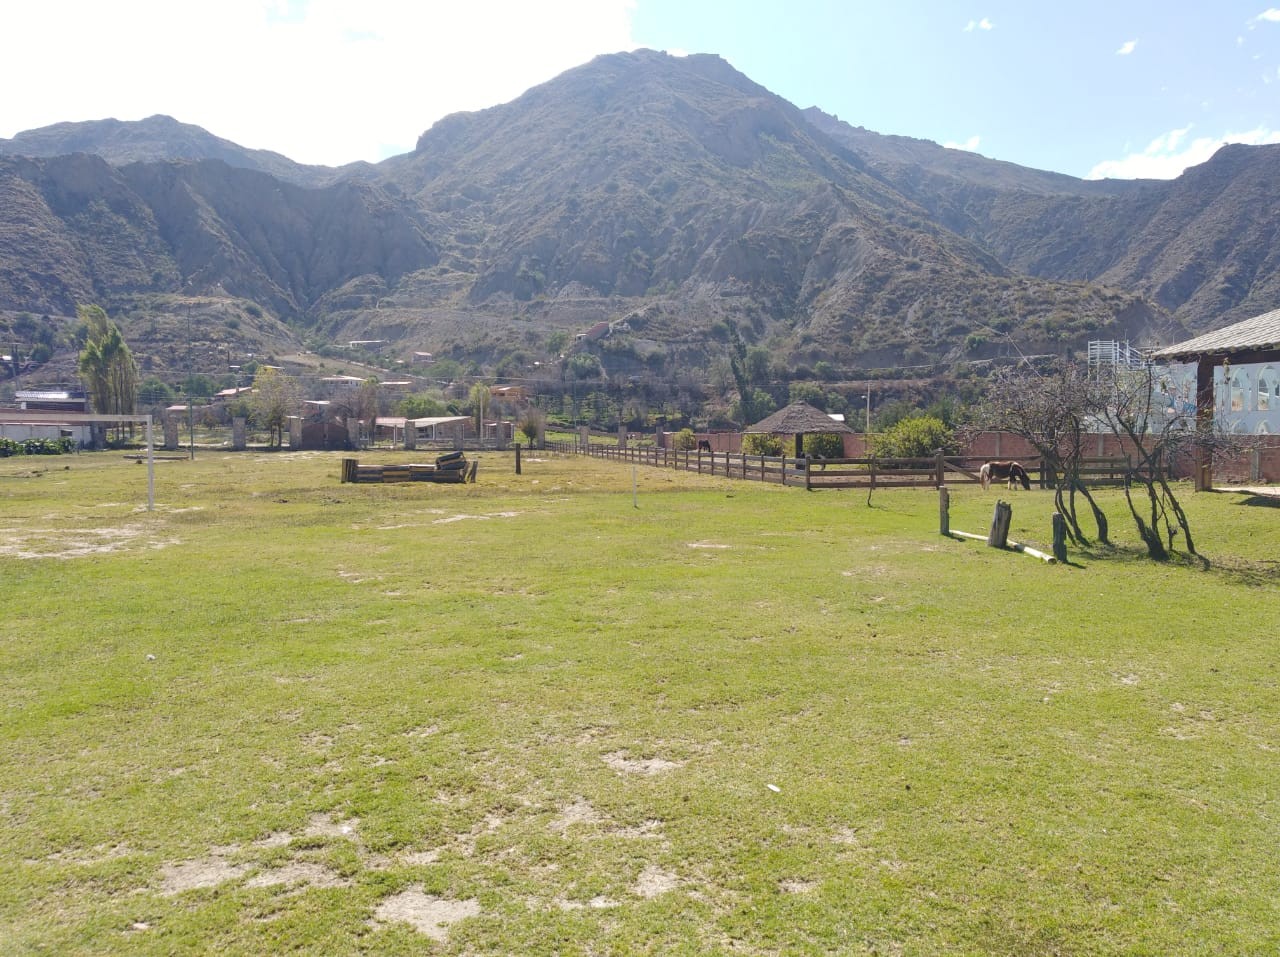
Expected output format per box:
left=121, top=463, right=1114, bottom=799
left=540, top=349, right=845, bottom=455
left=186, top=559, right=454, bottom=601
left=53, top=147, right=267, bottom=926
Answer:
left=1087, top=125, right=1280, bottom=179
left=944, top=135, right=981, bottom=152
left=1255, top=8, right=1280, bottom=22
left=0, top=0, right=639, bottom=166
left=963, top=17, right=994, bottom=32
left=1116, top=39, right=1137, bottom=55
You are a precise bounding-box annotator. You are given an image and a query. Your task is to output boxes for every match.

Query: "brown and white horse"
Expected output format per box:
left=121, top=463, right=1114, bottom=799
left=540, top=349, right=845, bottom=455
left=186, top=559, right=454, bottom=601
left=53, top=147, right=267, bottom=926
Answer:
left=980, top=460, right=1032, bottom=491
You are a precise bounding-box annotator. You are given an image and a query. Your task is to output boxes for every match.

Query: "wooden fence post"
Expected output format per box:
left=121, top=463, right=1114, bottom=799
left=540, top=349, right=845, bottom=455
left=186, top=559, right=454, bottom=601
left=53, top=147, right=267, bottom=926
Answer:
left=935, top=451, right=945, bottom=487
left=1052, top=512, right=1067, bottom=563
left=939, top=486, right=950, bottom=536
left=988, top=500, right=1012, bottom=548
left=515, top=443, right=521, bottom=475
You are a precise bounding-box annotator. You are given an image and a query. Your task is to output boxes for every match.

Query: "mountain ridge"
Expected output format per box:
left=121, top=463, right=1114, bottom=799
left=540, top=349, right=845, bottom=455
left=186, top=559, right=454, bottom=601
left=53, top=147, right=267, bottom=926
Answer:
left=0, top=48, right=1272, bottom=388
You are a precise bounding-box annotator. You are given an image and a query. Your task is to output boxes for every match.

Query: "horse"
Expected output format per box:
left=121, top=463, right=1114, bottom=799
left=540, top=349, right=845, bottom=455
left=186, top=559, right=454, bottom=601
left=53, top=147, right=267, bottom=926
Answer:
left=980, top=460, right=1031, bottom=491
left=696, top=439, right=713, bottom=453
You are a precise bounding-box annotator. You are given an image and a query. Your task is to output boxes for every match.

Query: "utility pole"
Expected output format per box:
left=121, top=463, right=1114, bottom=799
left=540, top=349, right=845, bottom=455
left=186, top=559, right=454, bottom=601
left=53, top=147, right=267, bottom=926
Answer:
left=187, top=302, right=195, bottom=460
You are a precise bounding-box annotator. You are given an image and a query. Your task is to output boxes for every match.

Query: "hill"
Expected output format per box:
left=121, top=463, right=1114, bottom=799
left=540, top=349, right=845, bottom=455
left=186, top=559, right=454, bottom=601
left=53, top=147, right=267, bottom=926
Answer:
left=3, top=49, right=1276, bottom=389
left=0, top=114, right=361, bottom=188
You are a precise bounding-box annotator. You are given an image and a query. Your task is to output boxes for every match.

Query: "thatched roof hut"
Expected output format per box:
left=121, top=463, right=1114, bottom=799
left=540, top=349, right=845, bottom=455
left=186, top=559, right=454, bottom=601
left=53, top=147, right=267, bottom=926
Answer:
left=745, top=401, right=853, bottom=456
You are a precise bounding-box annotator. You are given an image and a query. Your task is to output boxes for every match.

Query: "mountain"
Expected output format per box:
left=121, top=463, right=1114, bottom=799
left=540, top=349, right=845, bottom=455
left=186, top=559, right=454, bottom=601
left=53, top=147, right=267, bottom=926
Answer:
left=2, top=49, right=1275, bottom=389
left=0, top=114, right=362, bottom=188
left=807, top=107, right=1280, bottom=336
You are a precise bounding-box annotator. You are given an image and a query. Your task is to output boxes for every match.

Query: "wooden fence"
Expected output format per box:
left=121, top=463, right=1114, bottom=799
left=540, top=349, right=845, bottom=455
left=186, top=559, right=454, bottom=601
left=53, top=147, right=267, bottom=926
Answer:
left=547, top=441, right=1148, bottom=490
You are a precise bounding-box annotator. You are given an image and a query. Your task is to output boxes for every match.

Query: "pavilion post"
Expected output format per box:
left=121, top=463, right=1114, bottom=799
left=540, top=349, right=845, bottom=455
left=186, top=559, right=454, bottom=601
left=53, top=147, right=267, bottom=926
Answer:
left=1195, top=358, right=1214, bottom=491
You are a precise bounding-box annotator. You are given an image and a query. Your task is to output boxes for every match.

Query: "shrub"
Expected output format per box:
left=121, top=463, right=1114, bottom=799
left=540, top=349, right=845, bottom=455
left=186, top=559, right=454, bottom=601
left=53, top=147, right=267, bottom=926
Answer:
left=0, top=437, right=75, bottom=456
left=742, top=433, right=783, bottom=456
left=803, top=433, right=845, bottom=459
left=873, top=415, right=954, bottom=459
left=674, top=428, right=697, bottom=451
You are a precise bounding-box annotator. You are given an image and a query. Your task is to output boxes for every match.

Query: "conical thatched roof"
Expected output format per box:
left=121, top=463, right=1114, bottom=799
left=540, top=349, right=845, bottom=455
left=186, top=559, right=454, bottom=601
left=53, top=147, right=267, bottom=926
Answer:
left=744, top=401, right=854, bottom=435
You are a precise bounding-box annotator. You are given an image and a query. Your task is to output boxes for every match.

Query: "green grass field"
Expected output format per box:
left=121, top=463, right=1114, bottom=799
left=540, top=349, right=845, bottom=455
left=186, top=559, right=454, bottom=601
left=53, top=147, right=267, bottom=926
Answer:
left=1, top=450, right=1277, bottom=955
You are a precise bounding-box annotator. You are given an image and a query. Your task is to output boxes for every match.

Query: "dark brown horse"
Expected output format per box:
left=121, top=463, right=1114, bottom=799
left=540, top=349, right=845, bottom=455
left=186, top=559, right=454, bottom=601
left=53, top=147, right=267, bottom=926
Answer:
left=980, top=460, right=1031, bottom=491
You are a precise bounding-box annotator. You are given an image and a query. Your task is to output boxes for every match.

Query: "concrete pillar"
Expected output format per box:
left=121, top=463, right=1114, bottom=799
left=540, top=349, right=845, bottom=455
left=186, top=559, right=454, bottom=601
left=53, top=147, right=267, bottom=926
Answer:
left=347, top=417, right=361, bottom=450
left=163, top=418, right=179, bottom=450
left=618, top=424, right=628, bottom=449
left=289, top=417, right=302, bottom=448
left=232, top=417, right=247, bottom=450
left=404, top=422, right=416, bottom=450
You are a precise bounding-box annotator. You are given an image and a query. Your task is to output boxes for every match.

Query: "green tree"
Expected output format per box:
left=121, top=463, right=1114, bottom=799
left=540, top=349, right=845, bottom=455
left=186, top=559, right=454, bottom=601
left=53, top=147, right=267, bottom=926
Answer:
left=76, top=304, right=138, bottom=439
left=251, top=367, right=301, bottom=448
left=873, top=415, right=955, bottom=458
left=519, top=408, right=546, bottom=446
left=398, top=393, right=446, bottom=419
left=138, top=376, right=176, bottom=408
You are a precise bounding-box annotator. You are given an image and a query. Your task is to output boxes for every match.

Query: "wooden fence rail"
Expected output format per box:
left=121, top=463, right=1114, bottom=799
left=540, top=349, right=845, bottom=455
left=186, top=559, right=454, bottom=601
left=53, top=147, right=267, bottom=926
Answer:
left=546, top=441, right=1149, bottom=490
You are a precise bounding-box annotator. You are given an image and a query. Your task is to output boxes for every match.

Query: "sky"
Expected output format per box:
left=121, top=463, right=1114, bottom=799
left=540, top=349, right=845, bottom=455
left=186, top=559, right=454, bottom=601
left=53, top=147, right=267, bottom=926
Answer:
left=2, top=1, right=1279, bottom=180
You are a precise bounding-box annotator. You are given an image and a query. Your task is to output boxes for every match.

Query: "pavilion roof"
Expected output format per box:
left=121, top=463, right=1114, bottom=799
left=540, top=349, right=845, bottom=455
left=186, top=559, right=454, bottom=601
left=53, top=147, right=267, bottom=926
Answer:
left=745, top=401, right=854, bottom=434
left=1151, top=307, right=1280, bottom=363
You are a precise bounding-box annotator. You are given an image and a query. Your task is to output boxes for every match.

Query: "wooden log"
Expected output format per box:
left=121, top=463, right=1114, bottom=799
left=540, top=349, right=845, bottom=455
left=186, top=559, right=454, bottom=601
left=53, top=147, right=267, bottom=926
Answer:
left=988, top=500, right=1012, bottom=548
left=952, top=528, right=1056, bottom=562
left=1008, top=539, right=1056, bottom=563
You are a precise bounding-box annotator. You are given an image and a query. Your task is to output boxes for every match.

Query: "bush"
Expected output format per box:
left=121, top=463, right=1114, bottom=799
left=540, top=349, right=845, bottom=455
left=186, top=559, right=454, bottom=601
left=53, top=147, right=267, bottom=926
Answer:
left=674, top=428, right=697, bottom=451
left=802, top=433, right=845, bottom=459
left=742, top=433, right=783, bottom=456
left=872, top=415, right=954, bottom=459
left=0, top=437, right=75, bottom=457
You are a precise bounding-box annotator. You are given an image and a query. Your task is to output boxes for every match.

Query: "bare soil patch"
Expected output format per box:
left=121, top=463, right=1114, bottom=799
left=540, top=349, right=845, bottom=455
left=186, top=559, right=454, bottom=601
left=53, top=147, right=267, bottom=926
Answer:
left=245, top=861, right=350, bottom=889
left=603, top=751, right=684, bottom=775
left=159, top=858, right=249, bottom=895
left=632, top=864, right=680, bottom=898
left=373, top=888, right=480, bottom=941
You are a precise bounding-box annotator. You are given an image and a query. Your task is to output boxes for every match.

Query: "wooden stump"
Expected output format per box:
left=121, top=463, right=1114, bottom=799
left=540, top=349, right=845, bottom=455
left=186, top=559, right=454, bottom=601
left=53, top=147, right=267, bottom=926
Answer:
left=988, top=500, right=1012, bottom=548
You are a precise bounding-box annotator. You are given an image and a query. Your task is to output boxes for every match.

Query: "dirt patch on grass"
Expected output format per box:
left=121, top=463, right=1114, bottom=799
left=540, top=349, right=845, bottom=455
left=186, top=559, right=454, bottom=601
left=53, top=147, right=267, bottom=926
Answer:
left=305, top=812, right=358, bottom=839
left=432, top=511, right=522, bottom=525
left=550, top=798, right=601, bottom=830
left=632, top=864, right=680, bottom=898
left=373, top=888, right=480, bottom=941
left=603, top=752, right=684, bottom=775
left=0, top=524, right=179, bottom=559
left=779, top=878, right=818, bottom=894
left=246, top=861, right=350, bottom=889
left=159, top=858, right=249, bottom=894
left=555, top=895, right=620, bottom=910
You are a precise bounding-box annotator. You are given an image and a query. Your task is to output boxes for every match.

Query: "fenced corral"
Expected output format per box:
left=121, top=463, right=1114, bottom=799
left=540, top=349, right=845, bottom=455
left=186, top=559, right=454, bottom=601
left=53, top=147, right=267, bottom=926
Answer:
left=548, top=440, right=1148, bottom=490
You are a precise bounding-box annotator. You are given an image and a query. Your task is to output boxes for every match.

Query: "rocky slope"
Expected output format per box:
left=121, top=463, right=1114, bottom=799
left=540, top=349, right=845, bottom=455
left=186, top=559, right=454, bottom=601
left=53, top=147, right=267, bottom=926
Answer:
left=2, top=49, right=1275, bottom=383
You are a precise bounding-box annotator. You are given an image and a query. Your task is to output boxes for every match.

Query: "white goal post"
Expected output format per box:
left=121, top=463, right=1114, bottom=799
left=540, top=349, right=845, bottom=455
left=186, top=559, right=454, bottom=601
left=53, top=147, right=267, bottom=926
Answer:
left=9, top=412, right=156, bottom=511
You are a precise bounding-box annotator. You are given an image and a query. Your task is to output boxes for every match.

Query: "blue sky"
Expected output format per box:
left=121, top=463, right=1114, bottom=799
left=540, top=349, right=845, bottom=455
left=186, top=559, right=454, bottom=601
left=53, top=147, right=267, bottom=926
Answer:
left=3, top=1, right=1278, bottom=179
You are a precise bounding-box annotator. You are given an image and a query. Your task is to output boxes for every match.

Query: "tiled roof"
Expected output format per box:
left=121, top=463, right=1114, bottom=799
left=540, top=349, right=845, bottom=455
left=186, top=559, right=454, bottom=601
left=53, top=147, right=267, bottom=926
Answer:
left=1151, top=307, right=1280, bottom=361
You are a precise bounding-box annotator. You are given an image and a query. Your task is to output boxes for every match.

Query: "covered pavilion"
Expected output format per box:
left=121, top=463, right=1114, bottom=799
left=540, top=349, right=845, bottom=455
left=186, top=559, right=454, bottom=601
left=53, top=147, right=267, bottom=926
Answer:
left=745, top=401, right=854, bottom=457
left=1150, top=307, right=1280, bottom=489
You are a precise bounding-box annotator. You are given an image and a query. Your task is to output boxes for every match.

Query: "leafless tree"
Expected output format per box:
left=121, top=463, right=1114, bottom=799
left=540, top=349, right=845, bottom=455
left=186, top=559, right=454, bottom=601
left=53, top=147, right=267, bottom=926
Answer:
left=972, top=362, right=1110, bottom=546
